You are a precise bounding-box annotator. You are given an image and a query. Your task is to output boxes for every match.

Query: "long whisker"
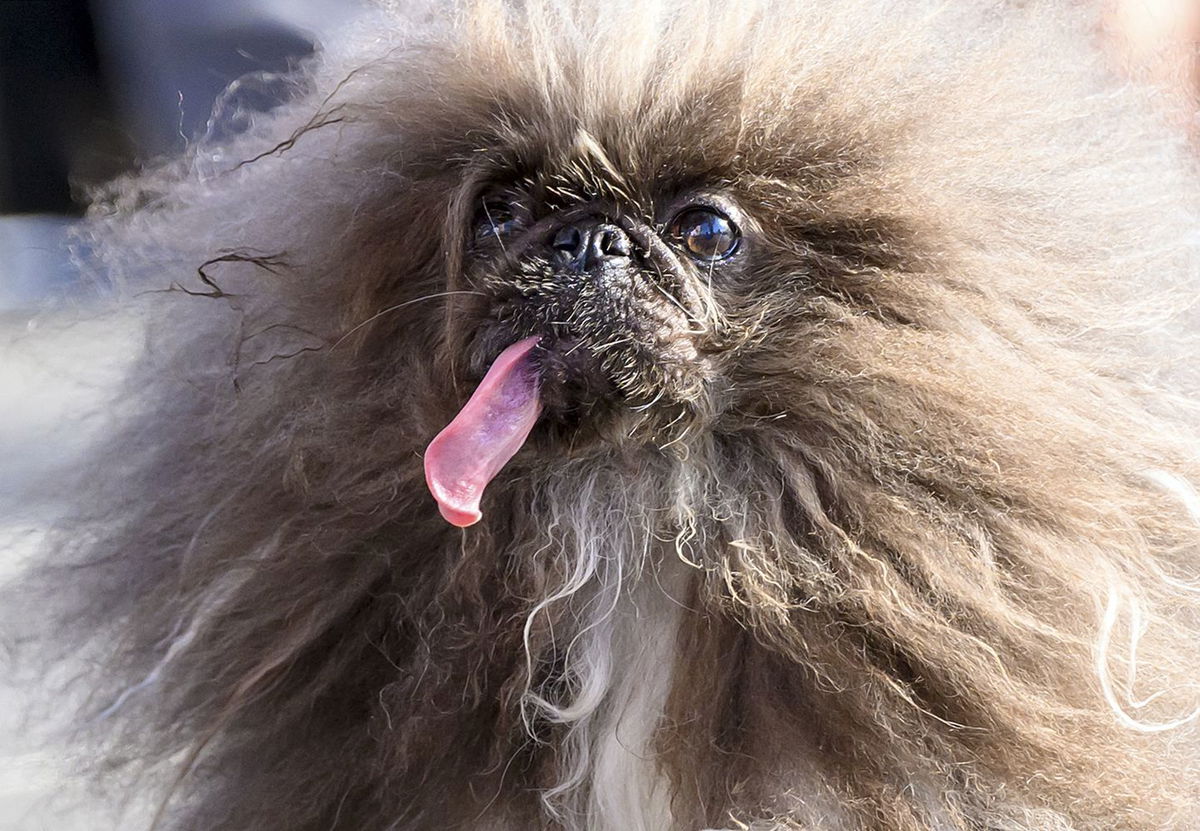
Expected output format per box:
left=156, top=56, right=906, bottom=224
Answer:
left=331, top=290, right=487, bottom=350
left=647, top=262, right=705, bottom=327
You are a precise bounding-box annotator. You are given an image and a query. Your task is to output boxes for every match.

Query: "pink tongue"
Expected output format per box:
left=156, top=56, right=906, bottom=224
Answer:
left=424, top=337, right=542, bottom=527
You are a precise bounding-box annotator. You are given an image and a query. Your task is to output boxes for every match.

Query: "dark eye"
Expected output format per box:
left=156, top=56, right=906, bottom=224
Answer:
left=474, top=198, right=525, bottom=241
left=666, top=208, right=739, bottom=260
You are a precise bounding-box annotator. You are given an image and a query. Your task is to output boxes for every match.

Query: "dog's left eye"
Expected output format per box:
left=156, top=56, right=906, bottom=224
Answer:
left=474, top=198, right=525, bottom=241
left=667, top=207, right=740, bottom=261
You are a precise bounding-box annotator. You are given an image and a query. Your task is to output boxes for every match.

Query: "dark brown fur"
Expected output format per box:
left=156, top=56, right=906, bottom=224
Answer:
left=15, top=1, right=1200, bottom=829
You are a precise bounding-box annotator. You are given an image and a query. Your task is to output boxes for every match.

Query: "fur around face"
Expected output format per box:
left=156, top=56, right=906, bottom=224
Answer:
left=20, top=1, right=1200, bottom=829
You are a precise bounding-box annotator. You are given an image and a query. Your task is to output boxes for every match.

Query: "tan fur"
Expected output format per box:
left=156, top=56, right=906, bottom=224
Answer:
left=15, top=1, right=1200, bottom=829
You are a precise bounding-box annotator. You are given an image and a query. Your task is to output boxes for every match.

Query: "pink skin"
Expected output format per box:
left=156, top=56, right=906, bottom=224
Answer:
left=424, top=337, right=542, bottom=527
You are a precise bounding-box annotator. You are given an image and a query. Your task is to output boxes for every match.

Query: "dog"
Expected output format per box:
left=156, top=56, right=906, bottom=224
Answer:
left=17, top=1, right=1200, bottom=828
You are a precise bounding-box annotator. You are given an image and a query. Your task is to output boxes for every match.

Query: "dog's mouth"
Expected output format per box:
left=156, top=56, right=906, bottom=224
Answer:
left=423, top=324, right=703, bottom=528
left=423, top=324, right=709, bottom=527
left=466, top=318, right=622, bottom=418
left=425, top=211, right=719, bottom=527
left=422, top=326, right=649, bottom=527
left=424, top=336, right=544, bottom=527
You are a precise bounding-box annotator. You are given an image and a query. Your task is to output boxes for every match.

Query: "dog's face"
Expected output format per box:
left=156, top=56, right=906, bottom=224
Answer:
left=443, top=119, right=904, bottom=427
left=463, top=174, right=731, bottom=420
left=402, top=60, right=919, bottom=524
left=419, top=110, right=774, bottom=523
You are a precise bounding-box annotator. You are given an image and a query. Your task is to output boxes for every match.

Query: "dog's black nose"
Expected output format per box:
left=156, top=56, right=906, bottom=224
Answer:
left=551, top=220, right=633, bottom=272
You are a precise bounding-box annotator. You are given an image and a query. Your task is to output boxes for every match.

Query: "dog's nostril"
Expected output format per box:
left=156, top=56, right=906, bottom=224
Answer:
left=551, top=221, right=634, bottom=269
left=598, top=227, right=631, bottom=258
left=552, top=226, right=583, bottom=253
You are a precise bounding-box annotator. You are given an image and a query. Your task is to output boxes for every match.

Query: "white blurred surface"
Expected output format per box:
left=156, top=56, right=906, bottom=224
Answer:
left=0, top=219, right=141, bottom=829
left=0, top=2, right=380, bottom=826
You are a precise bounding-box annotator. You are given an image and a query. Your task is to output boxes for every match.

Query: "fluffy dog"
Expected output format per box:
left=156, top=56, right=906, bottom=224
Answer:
left=22, top=1, right=1200, bottom=829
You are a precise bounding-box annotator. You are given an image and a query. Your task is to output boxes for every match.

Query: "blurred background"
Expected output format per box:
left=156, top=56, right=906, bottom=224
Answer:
left=0, top=0, right=379, bottom=310
left=0, top=0, right=1195, bottom=828
left=0, top=2, right=375, bottom=827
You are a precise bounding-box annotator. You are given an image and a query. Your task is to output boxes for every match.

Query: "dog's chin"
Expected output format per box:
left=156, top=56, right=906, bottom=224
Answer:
left=468, top=324, right=612, bottom=416
left=463, top=276, right=711, bottom=426
left=468, top=317, right=708, bottom=424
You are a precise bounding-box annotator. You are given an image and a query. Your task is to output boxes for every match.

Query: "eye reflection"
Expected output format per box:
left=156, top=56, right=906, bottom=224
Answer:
left=474, top=198, right=523, bottom=241
left=666, top=208, right=739, bottom=261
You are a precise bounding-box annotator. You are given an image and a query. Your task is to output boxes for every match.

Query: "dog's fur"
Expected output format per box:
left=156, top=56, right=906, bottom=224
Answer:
left=18, top=1, right=1200, bottom=829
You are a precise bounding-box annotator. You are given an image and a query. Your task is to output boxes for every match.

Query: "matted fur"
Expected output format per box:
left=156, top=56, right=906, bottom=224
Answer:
left=16, top=1, right=1200, bottom=829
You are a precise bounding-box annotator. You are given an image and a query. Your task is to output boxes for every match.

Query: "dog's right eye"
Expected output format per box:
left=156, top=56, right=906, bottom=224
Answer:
left=474, top=198, right=525, bottom=241
left=666, top=207, right=740, bottom=261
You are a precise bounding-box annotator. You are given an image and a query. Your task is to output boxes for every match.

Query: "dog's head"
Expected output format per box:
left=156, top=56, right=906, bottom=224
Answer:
left=327, top=9, right=944, bottom=526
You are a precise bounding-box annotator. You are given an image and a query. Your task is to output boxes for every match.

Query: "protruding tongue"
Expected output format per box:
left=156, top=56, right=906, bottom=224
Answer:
left=424, top=337, right=542, bottom=527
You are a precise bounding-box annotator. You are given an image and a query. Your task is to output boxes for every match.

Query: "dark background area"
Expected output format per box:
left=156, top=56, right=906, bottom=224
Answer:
left=0, top=0, right=348, bottom=216
left=0, top=1, right=129, bottom=213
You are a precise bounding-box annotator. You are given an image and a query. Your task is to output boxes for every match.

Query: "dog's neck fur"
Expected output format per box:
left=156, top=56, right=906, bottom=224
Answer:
left=468, top=453, right=1097, bottom=831
left=499, top=462, right=695, bottom=830
left=475, top=458, right=857, bottom=831
left=574, top=563, right=685, bottom=831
